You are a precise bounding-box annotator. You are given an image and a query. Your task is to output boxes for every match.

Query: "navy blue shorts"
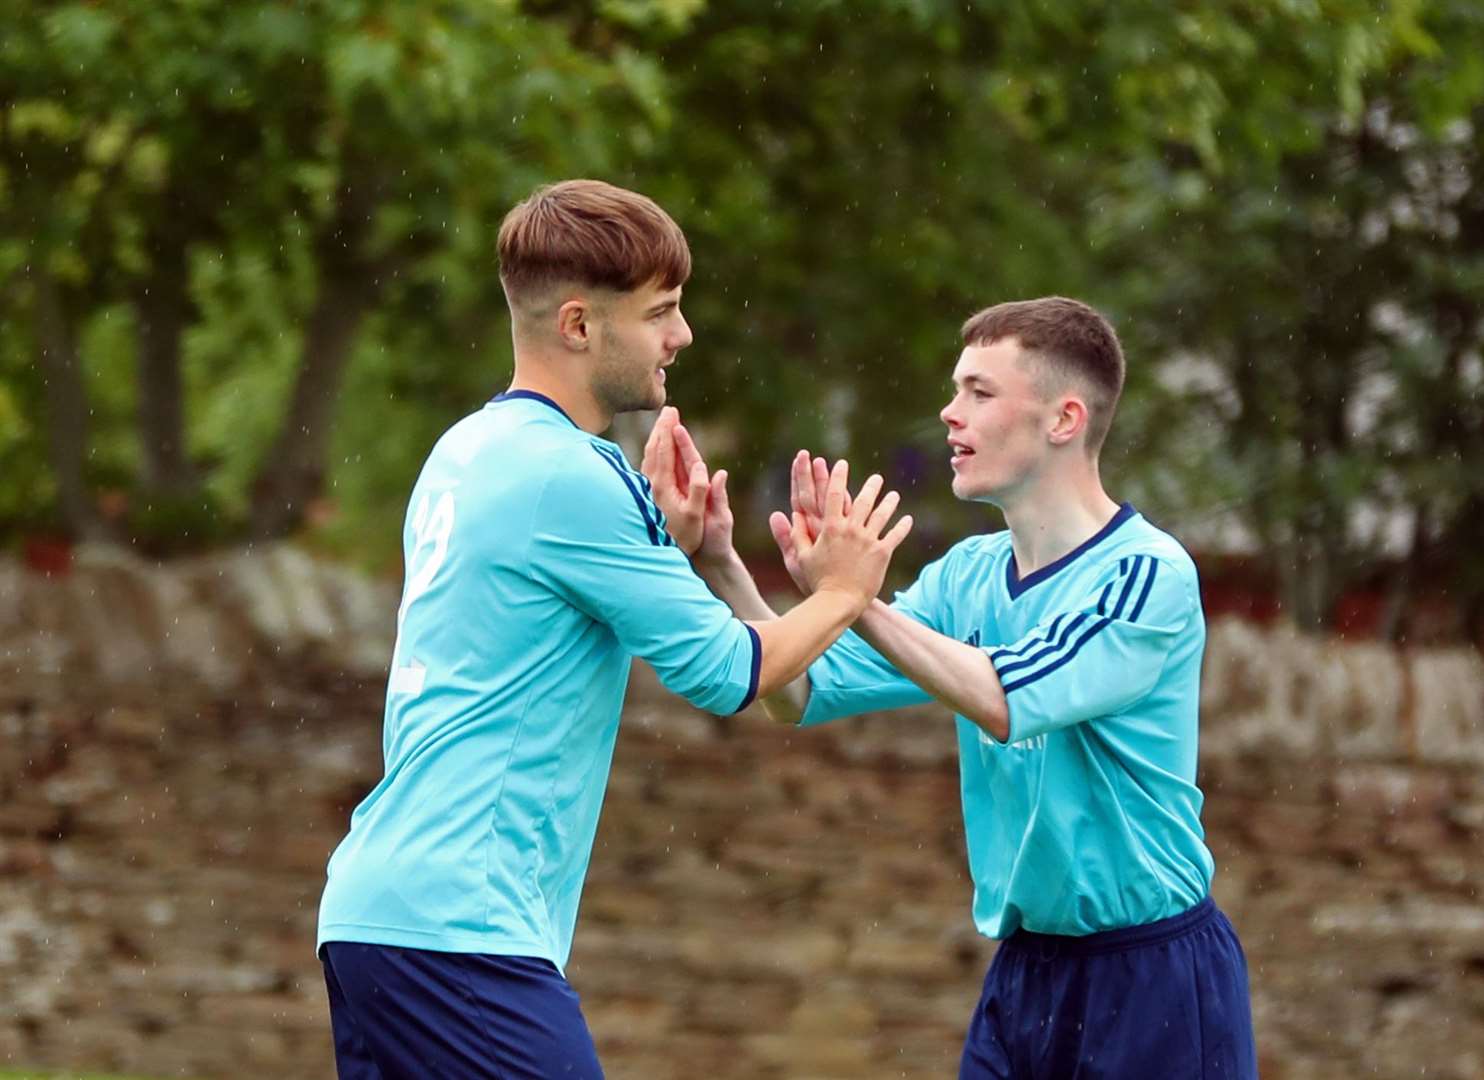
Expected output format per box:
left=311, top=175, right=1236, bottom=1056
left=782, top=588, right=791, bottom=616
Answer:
left=320, top=942, right=603, bottom=1079
left=960, top=897, right=1256, bottom=1079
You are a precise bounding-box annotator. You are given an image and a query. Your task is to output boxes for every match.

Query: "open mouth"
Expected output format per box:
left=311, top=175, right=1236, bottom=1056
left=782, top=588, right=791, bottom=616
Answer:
left=949, top=441, right=975, bottom=464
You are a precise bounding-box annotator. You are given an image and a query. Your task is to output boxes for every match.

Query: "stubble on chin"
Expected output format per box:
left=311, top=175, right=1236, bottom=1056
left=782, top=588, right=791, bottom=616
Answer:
left=594, top=370, right=665, bottom=417
left=639, top=375, right=667, bottom=411
left=599, top=382, right=664, bottom=418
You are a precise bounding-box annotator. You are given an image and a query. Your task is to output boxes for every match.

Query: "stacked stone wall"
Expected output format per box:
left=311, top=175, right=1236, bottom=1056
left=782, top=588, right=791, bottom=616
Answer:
left=1, top=547, right=1481, bottom=1078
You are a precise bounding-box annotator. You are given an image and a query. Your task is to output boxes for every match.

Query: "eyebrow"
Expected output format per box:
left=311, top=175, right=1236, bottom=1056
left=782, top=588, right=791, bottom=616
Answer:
left=953, top=373, right=996, bottom=390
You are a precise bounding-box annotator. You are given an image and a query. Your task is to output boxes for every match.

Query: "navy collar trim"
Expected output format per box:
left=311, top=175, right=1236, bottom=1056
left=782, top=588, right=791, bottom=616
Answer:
left=1005, top=503, right=1137, bottom=599
left=491, top=389, right=576, bottom=427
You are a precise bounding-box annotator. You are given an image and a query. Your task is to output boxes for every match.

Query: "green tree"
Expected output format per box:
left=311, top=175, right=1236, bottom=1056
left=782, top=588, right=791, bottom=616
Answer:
left=1103, top=0, right=1484, bottom=632
left=1, top=0, right=683, bottom=546
left=3, top=0, right=1480, bottom=637
left=637, top=0, right=1447, bottom=598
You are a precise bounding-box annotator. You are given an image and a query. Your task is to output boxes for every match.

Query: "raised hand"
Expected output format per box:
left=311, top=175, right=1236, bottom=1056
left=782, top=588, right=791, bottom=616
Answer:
left=641, top=407, right=735, bottom=564
left=642, top=407, right=707, bottom=554
left=772, top=459, right=912, bottom=604
left=768, top=450, right=854, bottom=593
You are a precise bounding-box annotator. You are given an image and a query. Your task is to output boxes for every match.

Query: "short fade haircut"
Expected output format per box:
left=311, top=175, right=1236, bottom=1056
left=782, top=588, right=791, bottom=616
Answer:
left=960, top=296, right=1126, bottom=453
left=497, top=179, right=691, bottom=307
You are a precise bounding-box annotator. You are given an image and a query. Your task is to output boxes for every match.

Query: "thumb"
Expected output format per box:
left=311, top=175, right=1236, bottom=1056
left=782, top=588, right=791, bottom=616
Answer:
left=709, top=469, right=730, bottom=515
left=768, top=510, right=794, bottom=556
left=790, top=510, right=815, bottom=556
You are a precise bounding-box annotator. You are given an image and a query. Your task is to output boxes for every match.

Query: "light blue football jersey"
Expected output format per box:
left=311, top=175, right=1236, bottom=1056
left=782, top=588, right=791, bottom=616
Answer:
left=317, top=391, right=760, bottom=971
left=803, top=504, right=1215, bottom=938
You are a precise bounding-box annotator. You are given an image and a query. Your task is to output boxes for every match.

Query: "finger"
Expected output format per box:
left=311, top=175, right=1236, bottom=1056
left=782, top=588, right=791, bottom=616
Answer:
left=851, top=474, right=884, bottom=524
left=866, top=489, right=901, bottom=536
left=673, top=433, right=691, bottom=493
left=645, top=406, right=677, bottom=469
left=685, top=460, right=709, bottom=514
left=790, top=450, right=812, bottom=518
left=646, top=423, right=675, bottom=498
left=824, top=459, right=849, bottom=520
left=670, top=426, right=697, bottom=493
left=882, top=514, right=914, bottom=551
left=642, top=417, right=662, bottom=480
left=656, top=416, right=680, bottom=495
left=791, top=509, right=815, bottom=554
left=811, top=456, right=830, bottom=519
left=813, top=456, right=853, bottom=519
left=768, top=510, right=794, bottom=555
left=793, top=454, right=826, bottom=540
left=674, top=422, right=705, bottom=474
left=709, top=468, right=730, bottom=516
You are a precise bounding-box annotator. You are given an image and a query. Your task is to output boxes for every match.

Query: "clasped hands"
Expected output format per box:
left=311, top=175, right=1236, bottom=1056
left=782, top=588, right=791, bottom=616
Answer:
left=640, top=407, right=912, bottom=608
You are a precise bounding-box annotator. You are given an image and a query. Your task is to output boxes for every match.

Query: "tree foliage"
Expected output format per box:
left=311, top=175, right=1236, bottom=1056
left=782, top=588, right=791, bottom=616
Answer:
left=1, top=0, right=1481, bottom=635
left=1102, top=0, right=1484, bottom=631
left=3, top=1, right=672, bottom=544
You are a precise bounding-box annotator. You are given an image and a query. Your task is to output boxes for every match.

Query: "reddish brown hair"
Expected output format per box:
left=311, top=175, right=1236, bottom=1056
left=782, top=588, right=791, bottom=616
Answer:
left=497, top=180, right=690, bottom=303
left=961, top=297, right=1125, bottom=451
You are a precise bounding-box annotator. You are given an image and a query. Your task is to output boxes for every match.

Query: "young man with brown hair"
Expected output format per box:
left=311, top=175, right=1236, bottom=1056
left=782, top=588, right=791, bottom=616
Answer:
left=315, top=180, right=912, bottom=1079
left=649, top=296, right=1257, bottom=1078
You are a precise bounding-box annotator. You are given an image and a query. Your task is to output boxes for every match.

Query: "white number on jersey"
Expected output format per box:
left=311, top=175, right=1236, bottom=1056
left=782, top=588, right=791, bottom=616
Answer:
left=389, top=489, right=456, bottom=696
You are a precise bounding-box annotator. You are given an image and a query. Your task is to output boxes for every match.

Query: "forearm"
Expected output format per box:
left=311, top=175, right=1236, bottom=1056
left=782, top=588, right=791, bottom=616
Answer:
left=855, top=599, right=1009, bottom=741
left=697, top=551, right=812, bottom=723
left=747, top=588, right=861, bottom=702
left=695, top=551, right=780, bottom=621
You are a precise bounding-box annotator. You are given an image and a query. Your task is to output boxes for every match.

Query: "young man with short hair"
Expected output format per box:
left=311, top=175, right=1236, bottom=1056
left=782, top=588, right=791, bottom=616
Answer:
left=315, top=180, right=912, bottom=1079
left=650, top=296, right=1257, bottom=1078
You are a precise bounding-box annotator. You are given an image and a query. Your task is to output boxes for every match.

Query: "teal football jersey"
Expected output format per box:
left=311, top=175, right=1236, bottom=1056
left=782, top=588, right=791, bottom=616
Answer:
left=318, top=392, right=760, bottom=970
left=803, top=505, right=1215, bottom=937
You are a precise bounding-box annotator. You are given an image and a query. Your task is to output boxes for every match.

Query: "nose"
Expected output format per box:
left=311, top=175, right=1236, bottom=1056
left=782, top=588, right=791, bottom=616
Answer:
left=940, top=397, right=962, bottom=429
left=672, top=312, right=694, bottom=351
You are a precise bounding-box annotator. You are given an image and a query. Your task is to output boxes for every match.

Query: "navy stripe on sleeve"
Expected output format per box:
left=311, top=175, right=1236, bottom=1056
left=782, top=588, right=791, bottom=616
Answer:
left=1128, top=558, right=1160, bottom=622
left=634, top=471, right=674, bottom=542
left=734, top=623, right=762, bottom=713
left=1001, top=616, right=1112, bottom=694
left=992, top=613, right=1091, bottom=678
left=1109, top=555, right=1146, bottom=619
left=990, top=612, right=1073, bottom=664
left=1095, top=579, right=1116, bottom=615
left=993, top=555, right=1162, bottom=694
left=591, top=444, right=674, bottom=547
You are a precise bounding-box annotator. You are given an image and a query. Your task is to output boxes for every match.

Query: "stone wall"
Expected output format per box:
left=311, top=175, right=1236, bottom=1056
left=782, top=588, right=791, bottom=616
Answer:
left=1, top=547, right=1482, bottom=1079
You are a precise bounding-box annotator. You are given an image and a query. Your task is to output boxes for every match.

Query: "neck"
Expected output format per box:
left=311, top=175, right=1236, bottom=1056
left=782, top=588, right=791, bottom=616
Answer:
left=998, top=461, right=1121, bottom=576
left=508, top=350, right=610, bottom=433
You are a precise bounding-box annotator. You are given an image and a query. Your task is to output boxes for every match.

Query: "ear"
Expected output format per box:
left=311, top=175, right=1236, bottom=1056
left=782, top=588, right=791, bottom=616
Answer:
left=1047, top=396, right=1089, bottom=447
left=556, top=298, right=592, bottom=351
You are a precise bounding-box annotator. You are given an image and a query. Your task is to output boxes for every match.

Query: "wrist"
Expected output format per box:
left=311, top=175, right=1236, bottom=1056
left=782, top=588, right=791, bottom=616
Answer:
left=666, top=520, right=703, bottom=556
left=814, top=582, right=871, bottom=619
left=693, top=545, right=745, bottom=582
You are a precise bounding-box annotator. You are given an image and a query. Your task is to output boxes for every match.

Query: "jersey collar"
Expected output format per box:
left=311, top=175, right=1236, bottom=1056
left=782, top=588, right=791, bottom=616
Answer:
left=1005, top=503, right=1137, bottom=599
left=490, top=389, right=576, bottom=427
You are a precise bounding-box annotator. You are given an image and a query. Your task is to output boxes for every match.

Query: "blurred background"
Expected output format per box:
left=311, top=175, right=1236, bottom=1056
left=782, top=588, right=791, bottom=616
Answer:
left=1, top=1, right=1482, bottom=1078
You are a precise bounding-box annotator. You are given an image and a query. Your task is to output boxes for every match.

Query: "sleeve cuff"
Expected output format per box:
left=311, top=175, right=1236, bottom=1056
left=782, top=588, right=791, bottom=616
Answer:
left=733, top=622, right=762, bottom=714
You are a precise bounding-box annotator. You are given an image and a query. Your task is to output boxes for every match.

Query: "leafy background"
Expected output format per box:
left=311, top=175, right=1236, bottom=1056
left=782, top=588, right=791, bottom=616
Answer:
left=2, top=0, right=1482, bottom=635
